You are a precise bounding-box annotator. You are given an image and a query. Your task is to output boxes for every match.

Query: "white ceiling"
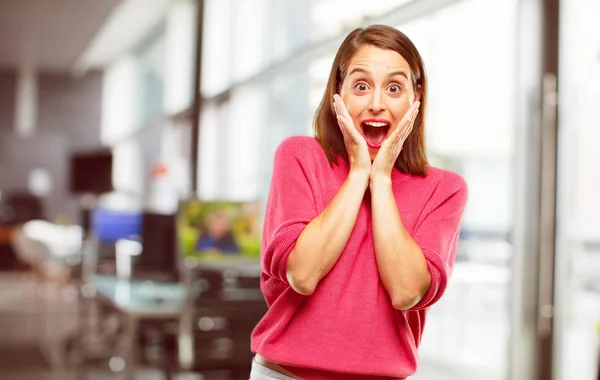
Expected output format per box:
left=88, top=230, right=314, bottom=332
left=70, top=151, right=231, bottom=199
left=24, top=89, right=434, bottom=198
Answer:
left=0, top=0, right=120, bottom=70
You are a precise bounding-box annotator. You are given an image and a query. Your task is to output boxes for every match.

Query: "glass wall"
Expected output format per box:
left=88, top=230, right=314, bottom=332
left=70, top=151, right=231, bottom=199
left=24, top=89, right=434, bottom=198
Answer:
left=100, top=0, right=197, bottom=208
left=555, top=0, right=600, bottom=378
left=309, top=0, right=415, bottom=43
left=396, top=1, right=516, bottom=378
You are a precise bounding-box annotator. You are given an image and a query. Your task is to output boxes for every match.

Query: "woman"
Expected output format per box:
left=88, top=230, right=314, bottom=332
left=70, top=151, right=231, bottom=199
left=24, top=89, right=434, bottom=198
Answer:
left=250, top=25, right=468, bottom=380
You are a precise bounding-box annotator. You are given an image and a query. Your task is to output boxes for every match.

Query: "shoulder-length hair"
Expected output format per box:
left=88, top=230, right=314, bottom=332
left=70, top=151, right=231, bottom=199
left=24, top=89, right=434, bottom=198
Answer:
left=314, top=25, right=429, bottom=176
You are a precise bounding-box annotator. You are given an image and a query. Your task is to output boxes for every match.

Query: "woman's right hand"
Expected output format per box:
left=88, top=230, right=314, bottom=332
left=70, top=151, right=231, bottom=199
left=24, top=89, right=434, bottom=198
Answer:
left=333, top=94, right=371, bottom=176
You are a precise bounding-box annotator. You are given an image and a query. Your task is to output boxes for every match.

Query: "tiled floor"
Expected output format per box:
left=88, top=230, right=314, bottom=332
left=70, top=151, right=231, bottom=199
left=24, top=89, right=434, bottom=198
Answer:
left=0, top=272, right=467, bottom=380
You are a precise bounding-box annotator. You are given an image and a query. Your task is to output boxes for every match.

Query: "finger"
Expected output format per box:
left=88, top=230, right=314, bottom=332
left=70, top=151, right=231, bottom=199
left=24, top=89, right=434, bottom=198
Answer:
left=333, top=95, right=347, bottom=124
left=401, top=119, right=416, bottom=142
left=334, top=94, right=361, bottom=139
left=408, top=107, right=419, bottom=128
left=333, top=94, right=343, bottom=114
left=333, top=95, right=341, bottom=113
left=411, top=102, right=420, bottom=121
left=334, top=96, right=343, bottom=117
left=400, top=110, right=418, bottom=141
left=333, top=97, right=347, bottom=133
left=386, top=110, right=417, bottom=152
left=389, top=112, right=413, bottom=143
left=334, top=94, right=354, bottom=122
left=333, top=97, right=340, bottom=117
left=404, top=112, right=419, bottom=142
left=388, top=104, right=417, bottom=144
left=402, top=101, right=420, bottom=124
left=395, top=104, right=419, bottom=137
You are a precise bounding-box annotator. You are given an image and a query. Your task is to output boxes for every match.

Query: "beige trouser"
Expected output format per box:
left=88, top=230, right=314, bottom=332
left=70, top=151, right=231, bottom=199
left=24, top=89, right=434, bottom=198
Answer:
left=249, top=358, right=297, bottom=380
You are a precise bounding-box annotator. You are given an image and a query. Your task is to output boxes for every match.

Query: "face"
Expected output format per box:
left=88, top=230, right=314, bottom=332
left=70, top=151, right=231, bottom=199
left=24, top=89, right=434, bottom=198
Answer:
left=339, top=45, right=419, bottom=160
left=208, top=212, right=231, bottom=237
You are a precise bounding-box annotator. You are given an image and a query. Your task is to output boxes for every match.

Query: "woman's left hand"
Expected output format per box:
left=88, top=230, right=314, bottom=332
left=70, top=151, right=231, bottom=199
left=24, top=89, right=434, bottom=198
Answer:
left=371, top=101, right=420, bottom=182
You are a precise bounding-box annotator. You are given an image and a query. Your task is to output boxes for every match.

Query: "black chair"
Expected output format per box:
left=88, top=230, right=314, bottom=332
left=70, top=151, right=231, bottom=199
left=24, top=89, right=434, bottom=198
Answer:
left=0, top=192, right=45, bottom=270
left=1, top=192, right=45, bottom=224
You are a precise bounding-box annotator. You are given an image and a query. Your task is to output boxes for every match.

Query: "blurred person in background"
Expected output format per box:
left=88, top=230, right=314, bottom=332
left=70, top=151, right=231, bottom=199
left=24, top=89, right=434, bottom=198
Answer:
left=196, top=209, right=240, bottom=254
left=250, top=25, right=468, bottom=380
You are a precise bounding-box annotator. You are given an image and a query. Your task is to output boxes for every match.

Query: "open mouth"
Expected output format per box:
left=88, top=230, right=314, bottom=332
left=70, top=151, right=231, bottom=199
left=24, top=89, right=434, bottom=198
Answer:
left=361, top=120, right=390, bottom=149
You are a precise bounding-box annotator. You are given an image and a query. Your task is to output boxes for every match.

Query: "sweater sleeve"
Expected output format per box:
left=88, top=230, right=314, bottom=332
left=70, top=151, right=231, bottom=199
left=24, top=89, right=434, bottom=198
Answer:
left=409, top=174, right=468, bottom=310
left=261, top=137, right=319, bottom=283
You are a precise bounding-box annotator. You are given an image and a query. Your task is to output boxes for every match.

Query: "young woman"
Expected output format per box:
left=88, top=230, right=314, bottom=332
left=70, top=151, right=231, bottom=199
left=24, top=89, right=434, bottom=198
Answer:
left=250, top=25, right=468, bottom=380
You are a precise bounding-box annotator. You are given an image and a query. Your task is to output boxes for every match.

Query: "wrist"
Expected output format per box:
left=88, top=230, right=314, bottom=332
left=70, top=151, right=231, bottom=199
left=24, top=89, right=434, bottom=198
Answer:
left=348, top=169, right=370, bottom=189
left=369, top=174, right=392, bottom=189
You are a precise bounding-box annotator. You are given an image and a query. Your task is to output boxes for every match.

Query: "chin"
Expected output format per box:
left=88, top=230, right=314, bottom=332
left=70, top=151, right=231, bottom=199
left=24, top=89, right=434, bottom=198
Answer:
left=368, top=150, right=378, bottom=161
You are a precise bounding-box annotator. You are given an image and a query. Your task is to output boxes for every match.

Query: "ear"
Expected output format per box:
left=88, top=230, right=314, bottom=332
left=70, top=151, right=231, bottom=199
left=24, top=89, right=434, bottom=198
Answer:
left=413, top=84, right=422, bottom=103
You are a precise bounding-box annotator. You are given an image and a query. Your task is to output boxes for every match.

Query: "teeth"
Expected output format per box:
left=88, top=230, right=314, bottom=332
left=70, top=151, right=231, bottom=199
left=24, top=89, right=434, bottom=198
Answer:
left=363, top=122, right=388, bottom=128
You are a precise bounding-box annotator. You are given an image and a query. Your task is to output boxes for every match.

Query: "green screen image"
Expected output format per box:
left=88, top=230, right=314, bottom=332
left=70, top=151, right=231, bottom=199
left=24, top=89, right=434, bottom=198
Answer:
left=177, top=199, right=261, bottom=263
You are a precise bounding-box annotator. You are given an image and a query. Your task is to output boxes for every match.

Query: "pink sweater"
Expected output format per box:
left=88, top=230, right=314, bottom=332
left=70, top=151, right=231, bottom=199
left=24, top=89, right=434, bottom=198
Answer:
left=251, top=136, right=468, bottom=379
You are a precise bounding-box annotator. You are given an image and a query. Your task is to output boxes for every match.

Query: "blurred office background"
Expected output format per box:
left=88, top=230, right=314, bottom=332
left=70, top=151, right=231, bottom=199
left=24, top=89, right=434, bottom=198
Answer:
left=0, top=0, right=598, bottom=379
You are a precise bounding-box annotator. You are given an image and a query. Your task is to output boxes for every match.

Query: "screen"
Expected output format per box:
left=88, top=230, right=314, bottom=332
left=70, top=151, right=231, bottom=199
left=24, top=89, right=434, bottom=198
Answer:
left=69, top=151, right=113, bottom=194
left=137, top=212, right=177, bottom=276
left=177, top=199, right=261, bottom=263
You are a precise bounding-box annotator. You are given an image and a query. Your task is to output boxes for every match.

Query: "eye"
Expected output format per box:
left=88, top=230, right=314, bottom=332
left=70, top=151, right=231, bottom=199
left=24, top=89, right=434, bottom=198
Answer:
left=388, top=84, right=402, bottom=94
left=354, top=82, right=369, bottom=92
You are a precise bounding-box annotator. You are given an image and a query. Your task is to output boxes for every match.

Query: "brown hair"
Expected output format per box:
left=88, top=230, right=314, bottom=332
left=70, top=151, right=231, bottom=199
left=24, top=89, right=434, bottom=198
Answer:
left=314, top=25, right=429, bottom=176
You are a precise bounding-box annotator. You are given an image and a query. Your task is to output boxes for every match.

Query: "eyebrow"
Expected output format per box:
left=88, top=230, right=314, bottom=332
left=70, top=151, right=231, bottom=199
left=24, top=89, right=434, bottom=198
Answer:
left=348, top=67, right=408, bottom=80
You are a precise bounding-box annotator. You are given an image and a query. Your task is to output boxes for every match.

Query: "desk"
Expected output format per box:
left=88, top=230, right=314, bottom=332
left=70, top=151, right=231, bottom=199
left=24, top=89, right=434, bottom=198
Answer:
left=86, top=276, right=185, bottom=380
left=87, top=275, right=265, bottom=380
left=92, top=275, right=185, bottom=317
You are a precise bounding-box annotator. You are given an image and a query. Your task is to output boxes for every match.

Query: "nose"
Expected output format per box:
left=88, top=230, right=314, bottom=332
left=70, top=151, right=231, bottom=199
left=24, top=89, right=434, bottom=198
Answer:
left=368, top=91, right=384, bottom=113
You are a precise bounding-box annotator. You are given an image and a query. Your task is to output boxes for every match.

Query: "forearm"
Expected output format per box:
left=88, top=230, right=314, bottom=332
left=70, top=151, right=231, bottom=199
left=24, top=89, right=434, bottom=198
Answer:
left=370, top=177, right=431, bottom=310
left=287, top=170, right=369, bottom=295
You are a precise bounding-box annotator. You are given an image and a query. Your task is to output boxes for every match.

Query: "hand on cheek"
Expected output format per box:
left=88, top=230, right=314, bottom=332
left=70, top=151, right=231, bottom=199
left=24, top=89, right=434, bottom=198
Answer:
left=370, top=101, right=420, bottom=180
left=333, top=94, right=371, bottom=175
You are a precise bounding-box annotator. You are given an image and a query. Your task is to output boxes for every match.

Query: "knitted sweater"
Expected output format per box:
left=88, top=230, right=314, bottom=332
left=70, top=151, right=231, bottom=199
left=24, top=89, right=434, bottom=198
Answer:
left=251, top=136, right=468, bottom=379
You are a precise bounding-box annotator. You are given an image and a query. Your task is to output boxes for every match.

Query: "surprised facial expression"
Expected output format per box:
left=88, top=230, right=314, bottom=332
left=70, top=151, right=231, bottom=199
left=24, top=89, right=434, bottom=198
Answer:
left=340, top=45, right=419, bottom=160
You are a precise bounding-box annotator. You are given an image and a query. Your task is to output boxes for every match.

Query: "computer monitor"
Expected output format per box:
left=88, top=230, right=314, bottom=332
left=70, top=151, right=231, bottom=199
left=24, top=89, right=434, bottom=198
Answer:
left=69, top=151, right=113, bottom=195
left=177, top=199, right=261, bottom=264
left=134, top=212, right=179, bottom=281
